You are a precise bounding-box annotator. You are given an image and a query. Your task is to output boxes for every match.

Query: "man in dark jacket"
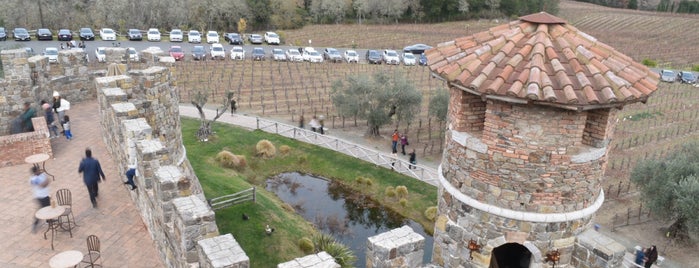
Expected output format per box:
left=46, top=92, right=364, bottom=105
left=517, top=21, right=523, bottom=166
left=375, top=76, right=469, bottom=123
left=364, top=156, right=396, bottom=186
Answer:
left=78, top=149, right=106, bottom=208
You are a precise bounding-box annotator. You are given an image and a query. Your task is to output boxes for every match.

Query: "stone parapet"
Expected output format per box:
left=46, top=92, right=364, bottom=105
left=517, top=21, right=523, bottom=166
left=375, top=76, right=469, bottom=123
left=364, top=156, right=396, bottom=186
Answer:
left=172, top=195, right=219, bottom=265
left=366, top=225, right=425, bottom=268
left=198, top=234, right=250, bottom=268
left=277, top=251, right=339, bottom=268
left=571, top=229, right=625, bottom=268
left=0, top=117, right=53, bottom=167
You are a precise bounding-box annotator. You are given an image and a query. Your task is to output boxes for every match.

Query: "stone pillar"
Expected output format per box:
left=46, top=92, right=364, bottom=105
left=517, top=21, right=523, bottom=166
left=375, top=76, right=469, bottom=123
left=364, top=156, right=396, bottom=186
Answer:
left=366, top=225, right=425, bottom=268
left=172, top=195, right=219, bottom=266
left=277, top=252, right=339, bottom=268
left=198, top=234, right=250, bottom=268
left=571, top=229, right=625, bottom=268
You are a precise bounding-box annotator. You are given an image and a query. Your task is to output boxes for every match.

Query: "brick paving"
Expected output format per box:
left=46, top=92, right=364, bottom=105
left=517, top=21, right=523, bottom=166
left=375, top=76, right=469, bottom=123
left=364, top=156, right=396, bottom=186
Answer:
left=0, top=101, right=162, bottom=268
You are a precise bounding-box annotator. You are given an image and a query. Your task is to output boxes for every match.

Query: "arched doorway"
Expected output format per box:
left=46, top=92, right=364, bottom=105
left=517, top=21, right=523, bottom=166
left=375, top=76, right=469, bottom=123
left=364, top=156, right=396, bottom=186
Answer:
left=489, top=243, right=532, bottom=268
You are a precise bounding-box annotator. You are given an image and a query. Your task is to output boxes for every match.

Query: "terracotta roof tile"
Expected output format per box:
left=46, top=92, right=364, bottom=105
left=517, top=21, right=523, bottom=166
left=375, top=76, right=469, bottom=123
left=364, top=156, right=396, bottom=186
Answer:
left=426, top=12, right=658, bottom=109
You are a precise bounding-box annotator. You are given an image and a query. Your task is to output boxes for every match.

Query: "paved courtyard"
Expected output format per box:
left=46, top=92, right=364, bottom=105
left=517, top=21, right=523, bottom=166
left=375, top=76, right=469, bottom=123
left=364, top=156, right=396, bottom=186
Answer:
left=0, top=101, right=163, bottom=267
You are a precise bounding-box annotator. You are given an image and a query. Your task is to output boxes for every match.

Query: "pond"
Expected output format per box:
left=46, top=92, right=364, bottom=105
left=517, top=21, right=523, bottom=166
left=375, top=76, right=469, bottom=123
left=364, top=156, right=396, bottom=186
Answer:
left=266, top=172, right=433, bottom=267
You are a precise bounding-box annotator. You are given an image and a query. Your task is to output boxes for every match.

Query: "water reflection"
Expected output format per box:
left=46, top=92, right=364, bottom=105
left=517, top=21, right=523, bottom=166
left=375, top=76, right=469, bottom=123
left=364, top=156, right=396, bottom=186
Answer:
left=266, top=172, right=433, bottom=267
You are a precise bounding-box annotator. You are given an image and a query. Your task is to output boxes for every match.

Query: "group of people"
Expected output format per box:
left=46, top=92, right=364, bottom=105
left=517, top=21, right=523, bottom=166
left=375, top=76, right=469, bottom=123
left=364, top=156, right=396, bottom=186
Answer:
left=391, top=129, right=417, bottom=169
left=15, top=91, right=72, bottom=140
left=299, top=114, right=325, bottom=134
left=635, top=245, right=659, bottom=268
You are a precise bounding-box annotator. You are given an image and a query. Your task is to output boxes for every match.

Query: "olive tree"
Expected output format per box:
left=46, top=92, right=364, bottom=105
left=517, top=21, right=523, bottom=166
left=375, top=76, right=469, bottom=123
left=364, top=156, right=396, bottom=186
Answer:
left=191, top=90, right=234, bottom=142
left=631, top=143, right=699, bottom=243
left=331, top=71, right=422, bottom=137
left=428, top=88, right=449, bottom=122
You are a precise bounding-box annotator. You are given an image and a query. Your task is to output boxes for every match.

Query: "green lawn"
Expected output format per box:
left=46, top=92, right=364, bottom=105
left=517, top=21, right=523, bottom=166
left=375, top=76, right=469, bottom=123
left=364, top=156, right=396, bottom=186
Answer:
left=182, top=118, right=437, bottom=267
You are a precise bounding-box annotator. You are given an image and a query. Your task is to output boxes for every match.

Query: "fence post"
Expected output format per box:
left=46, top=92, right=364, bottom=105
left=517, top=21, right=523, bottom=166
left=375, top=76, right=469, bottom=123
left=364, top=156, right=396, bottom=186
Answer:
left=617, top=181, right=622, bottom=197
left=275, top=122, right=278, bottom=134
left=626, top=207, right=631, bottom=225
left=252, top=187, right=256, bottom=203
left=256, top=117, right=260, bottom=130
left=638, top=203, right=642, bottom=221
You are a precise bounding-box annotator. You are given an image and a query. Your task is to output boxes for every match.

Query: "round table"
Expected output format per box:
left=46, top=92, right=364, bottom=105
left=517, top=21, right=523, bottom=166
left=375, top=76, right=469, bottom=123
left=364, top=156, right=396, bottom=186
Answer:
left=35, top=206, right=68, bottom=250
left=25, top=153, right=54, bottom=181
left=49, top=250, right=83, bottom=268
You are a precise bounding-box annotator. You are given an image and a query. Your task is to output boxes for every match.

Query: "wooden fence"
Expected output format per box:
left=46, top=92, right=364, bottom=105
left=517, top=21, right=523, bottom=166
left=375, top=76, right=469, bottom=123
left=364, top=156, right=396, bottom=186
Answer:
left=611, top=204, right=652, bottom=232
left=207, top=187, right=256, bottom=211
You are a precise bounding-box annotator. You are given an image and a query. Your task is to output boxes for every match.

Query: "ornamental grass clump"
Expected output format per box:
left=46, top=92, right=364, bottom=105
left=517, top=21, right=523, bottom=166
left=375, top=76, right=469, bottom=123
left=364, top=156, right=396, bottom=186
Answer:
left=385, top=186, right=396, bottom=198
left=395, top=185, right=409, bottom=198
left=312, top=233, right=356, bottom=268
left=424, top=206, right=437, bottom=221
left=256, top=139, right=276, bottom=158
left=279, top=145, right=291, bottom=155
left=298, top=237, right=314, bottom=254
left=215, top=150, right=247, bottom=170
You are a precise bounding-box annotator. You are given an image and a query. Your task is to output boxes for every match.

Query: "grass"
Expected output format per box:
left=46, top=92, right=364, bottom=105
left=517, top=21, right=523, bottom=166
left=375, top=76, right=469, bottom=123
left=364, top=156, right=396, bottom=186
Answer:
left=182, top=118, right=437, bottom=267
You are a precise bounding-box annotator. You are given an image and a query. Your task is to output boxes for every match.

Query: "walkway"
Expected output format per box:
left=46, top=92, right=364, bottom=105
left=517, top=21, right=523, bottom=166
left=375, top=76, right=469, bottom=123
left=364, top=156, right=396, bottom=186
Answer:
left=0, top=101, right=162, bottom=267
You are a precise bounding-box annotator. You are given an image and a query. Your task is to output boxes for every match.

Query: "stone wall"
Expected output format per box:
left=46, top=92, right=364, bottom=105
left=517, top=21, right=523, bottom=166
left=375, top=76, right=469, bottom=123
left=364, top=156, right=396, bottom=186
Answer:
left=95, top=68, right=246, bottom=268
left=0, top=117, right=53, bottom=167
left=366, top=225, right=425, bottom=268
left=571, top=229, right=625, bottom=268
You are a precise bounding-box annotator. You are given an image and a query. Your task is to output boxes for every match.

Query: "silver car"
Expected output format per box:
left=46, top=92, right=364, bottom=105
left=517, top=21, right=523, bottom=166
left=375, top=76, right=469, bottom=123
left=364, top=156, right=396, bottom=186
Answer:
left=659, top=70, right=675, bottom=83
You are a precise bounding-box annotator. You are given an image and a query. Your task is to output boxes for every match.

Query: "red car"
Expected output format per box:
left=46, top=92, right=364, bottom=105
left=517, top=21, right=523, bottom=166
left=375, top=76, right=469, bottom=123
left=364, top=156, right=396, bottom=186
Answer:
left=169, top=46, right=185, bottom=61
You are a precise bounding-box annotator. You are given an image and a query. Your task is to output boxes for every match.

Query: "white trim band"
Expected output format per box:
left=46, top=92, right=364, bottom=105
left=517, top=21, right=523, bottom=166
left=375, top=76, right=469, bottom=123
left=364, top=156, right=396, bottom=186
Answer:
left=438, top=165, right=604, bottom=223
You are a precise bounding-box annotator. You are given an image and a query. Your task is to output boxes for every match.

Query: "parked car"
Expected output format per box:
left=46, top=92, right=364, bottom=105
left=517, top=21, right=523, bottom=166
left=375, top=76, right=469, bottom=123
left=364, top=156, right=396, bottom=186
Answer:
left=248, top=34, right=263, bottom=44
left=168, top=46, right=184, bottom=61
left=366, top=50, right=381, bottom=64
left=127, top=29, right=142, bottom=41
left=659, top=69, right=675, bottom=83
left=188, top=30, right=201, bottom=43
left=192, top=45, right=207, bottom=61
left=302, top=47, right=323, bottom=63
left=264, top=31, right=280, bottom=45
left=147, top=28, right=161, bottom=41
left=323, top=48, right=343, bottom=63
left=13, top=28, right=30, bottom=41
left=94, top=47, right=106, bottom=62
left=210, top=43, right=226, bottom=60
left=57, top=29, right=72, bottom=41
left=99, top=28, right=116, bottom=41
left=403, top=44, right=433, bottom=55
left=286, top=49, right=303, bottom=62
left=79, top=28, right=95, bottom=41
left=382, top=50, right=400, bottom=65
left=36, top=28, right=53, bottom=40
left=272, top=48, right=287, bottom=61
left=127, top=47, right=140, bottom=62
left=170, top=29, right=183, bottom=42
left=419, top=53, right=428, bottom=66
left=230, top=46, right=245, bottom=60
left=344, top=50, right=359, bottom=63
left=43, top=47, right=59, bottom=63
left=0, top=27, right=6, bottom=41
left=206, top=31, right=219, bottom=44
left=252, top=47, right=265, bottom=61
left=224, top=33, right=243, bottom=45
left=402, top=52, right=416, bottom=66
left=677, top=71, right=697, bottom=84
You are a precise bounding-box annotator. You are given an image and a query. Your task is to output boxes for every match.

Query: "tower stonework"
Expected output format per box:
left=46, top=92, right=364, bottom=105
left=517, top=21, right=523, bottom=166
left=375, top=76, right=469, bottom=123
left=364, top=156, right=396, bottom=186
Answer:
left=426, top=13, right=659, bottom=267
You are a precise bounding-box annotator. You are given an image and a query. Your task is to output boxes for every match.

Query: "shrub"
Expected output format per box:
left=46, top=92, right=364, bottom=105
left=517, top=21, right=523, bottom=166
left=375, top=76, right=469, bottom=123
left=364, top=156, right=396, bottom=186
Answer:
left=215, top=150, right=236, bottom=168
left=312, top=233, right=356, bottom=268
left=424, top=206, right=437, bottom=221
left=395, top=185, right=409, bottom=198
left=693, top=65, right=699, bottom=72
left=298, top=237, right=314, bottom=254
left=385, top=186, right=396, bottom=198
left=279, top=145, right=291, bottom=155
left=364, top=178, right=373, bottom=186
left=642, top=59, right=657, bottom=67
left=256, top=139, right=276, bottom=158
left=399, top=198, right=408, bottom=207
left=355, top=176, right=365, bottom=184
left=298, top=154, right=308, bottom=164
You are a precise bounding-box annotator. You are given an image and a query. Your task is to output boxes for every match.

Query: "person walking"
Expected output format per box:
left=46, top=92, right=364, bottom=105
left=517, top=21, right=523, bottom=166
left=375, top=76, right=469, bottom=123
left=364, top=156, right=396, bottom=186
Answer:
left=52, top=91, right=70, bottom=134
left=400, top=134, right=409, bottom=155
left=20, top=101, right=37, bottom=133
left=390, top=152, right=398, bottom=170
left=78, top=148, right=106, bottom=208
left=299, top=114, right=305, bottom=129
left=391, top=129, right=400, bottom=153
left=230, top=98, right=237, bottom=115
left=309, top=116, right=320, bottom=133
left=635, top=247, right=645, bottom=267
left=408, top=149, right=417, bottom=169
left=29, top=166, right=51, bottom=233
left=644, top=245, right=658, bottom=268
left=42, top=103, right=59, bottom=138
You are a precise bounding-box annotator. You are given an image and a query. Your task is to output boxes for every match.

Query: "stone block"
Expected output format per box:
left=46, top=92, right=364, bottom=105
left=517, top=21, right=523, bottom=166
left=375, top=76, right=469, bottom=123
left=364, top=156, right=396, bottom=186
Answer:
left=198, top=234, right=249, bottom=268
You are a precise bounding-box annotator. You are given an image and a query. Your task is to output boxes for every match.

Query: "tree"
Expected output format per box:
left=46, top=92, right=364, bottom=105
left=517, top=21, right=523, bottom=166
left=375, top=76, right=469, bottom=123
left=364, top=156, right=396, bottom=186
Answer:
left=331, top=71, right=422, bottom=137
left=631, top=143, right=699, bottom=242
left=191, top=90, right=234, bottom=142
left=428, top=88, right=449, bottom=122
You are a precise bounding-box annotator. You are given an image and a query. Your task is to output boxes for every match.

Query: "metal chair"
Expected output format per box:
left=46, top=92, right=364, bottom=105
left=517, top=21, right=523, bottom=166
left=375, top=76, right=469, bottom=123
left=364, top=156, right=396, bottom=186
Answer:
left=55, top=188, right=75, bottom=237
left=81, top=235, right=102, bottom=267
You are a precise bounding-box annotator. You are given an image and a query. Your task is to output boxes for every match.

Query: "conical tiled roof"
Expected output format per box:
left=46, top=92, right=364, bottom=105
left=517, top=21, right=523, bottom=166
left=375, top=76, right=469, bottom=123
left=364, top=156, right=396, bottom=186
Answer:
left=427, top=12, right=659, bottom=110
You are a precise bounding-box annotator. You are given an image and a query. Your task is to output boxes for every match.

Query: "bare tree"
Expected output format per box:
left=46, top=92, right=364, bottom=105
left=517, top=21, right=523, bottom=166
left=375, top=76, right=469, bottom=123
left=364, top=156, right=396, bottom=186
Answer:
left=191, top=90, right=234, bottom=142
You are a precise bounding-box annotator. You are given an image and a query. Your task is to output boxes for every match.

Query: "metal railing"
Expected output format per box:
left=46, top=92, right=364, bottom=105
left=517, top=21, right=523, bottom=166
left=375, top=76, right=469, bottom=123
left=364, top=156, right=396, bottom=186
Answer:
left=255, top=117, right=439, bottom=187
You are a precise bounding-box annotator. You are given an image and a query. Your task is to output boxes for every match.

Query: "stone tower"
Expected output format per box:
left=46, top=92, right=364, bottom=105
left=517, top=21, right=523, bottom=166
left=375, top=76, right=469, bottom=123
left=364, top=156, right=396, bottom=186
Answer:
left=426, top=13, right=659, bottom=267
